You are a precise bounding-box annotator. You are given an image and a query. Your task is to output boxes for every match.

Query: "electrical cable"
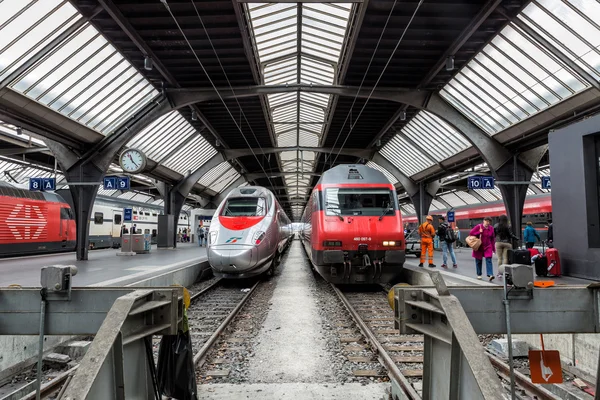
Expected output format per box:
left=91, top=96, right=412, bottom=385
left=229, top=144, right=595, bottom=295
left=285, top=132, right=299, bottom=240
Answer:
left=330, top=0, right=425, bottom=167
left=160, top=0, right=277, bottom=197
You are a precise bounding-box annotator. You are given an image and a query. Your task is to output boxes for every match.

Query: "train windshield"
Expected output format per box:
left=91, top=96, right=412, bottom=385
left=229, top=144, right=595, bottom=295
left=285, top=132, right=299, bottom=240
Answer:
left=221, top=197, right=267, bottom=217
left=324, top=188, right=396, bottom=216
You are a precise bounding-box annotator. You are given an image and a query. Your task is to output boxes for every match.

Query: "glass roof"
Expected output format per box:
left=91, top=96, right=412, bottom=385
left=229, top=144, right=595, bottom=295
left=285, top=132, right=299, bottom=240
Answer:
left=7, top=2, right=158, bottom=135
left=247, top=2, right=352, bottom=204
left=379, top=134, right=436, bottom=177
left=161, top=134, right=218, bottom=176
left=365, top=161, right=398, bottom=185
left=198, top=161, right=242, bottom=193
left=0, top=158, right=65, bottom=186
left=439, top=0, right=596, bottom=135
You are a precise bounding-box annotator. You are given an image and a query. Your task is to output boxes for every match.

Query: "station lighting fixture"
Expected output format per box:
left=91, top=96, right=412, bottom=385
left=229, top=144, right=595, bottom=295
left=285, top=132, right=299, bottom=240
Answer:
left=191, top=110, right=198, bottom=121
left=144, top=55, right=153, bottom=71
left=376, top=139, right=381, bottom=147
left=215, top=140, right=221, bottom=147
left=445, top=55, right=455, bottom=71
left=15, top=127, right=22, bottom=135
left=400, top=111, right=406, bottom=121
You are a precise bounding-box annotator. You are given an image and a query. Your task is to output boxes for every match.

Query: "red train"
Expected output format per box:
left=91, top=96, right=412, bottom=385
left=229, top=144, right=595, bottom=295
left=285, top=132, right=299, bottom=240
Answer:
left=300, top=165, right=405, bottom=284
left=0, top=184, right=76, bottom=256
left=403, top=193, right=552, bottom=241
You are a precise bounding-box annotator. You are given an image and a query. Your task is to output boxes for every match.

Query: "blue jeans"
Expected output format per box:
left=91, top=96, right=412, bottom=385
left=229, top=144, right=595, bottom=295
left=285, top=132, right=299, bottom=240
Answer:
left=441, top=241, right=456, bottom=265
left=199, top=236, right=204, bottom=246
left=475, top=257, right=494, bottom=276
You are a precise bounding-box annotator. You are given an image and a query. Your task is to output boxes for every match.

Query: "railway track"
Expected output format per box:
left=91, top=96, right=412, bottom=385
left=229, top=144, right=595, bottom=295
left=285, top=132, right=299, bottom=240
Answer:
left=331, top=284, right=561, bottom=400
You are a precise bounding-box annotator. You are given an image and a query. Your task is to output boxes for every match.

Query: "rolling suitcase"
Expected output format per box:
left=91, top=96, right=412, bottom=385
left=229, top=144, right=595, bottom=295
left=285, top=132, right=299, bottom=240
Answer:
left=546, top=248, right=561, bottom=276
left=534, top=255, right=548, bottom=277
left=508, top=248, right=530, bottom=265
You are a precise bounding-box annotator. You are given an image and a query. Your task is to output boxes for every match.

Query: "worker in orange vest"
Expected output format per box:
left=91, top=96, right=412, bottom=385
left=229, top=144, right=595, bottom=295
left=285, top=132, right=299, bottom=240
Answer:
left=418, top=215, right=436, bottom=268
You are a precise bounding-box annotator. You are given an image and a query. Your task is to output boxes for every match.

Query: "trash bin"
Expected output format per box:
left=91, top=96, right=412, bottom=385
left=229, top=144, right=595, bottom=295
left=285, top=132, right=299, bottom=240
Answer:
left=131, top=234, right=151, bottom=254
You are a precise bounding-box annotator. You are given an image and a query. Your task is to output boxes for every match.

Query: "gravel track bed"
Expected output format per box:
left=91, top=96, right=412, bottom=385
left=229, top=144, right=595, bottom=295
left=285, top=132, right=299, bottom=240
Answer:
left=196, top=267, right=284, bottom=384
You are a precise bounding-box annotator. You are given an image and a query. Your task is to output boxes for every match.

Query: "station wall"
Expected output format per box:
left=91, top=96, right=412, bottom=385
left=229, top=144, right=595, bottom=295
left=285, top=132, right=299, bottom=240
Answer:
left=549, top=113, right=600, bottom=280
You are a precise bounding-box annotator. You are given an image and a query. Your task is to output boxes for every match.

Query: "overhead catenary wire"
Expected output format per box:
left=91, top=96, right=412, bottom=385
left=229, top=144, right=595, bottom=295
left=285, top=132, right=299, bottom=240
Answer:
left=329, top=0, right=426, bottom=167
left=160, top=0, right=277, bottom=197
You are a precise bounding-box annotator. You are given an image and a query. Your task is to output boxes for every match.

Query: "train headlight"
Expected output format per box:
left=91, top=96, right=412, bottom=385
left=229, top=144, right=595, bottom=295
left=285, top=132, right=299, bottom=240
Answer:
left=253, top=231, right=265, bottom=245
left=323, top=241, right=342, bottom=247
left=209, top=231, right=217, bottom=244
left=383, top=240, right=400, bottom=246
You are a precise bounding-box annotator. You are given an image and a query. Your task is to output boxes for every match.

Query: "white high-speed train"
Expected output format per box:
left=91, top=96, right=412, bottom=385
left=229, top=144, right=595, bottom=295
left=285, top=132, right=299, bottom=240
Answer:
left=207, top=186, right=293, bottom=278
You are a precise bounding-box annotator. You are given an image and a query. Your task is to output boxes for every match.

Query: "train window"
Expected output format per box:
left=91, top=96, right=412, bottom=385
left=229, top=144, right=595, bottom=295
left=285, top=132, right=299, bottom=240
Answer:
left=144, top=212, right=150, bottom=216
left=60, top=208, right=73, bottom=220
left=152, top=213, right=157, bottom=217
left=133, top=211, right=138, bottom=215
left=144, top=229, right=150, bottom=234
left=114, top=214, right=122, bottom=225
left=325, top=188, right=395, bottom=216
left=94, top=212, right=103, bottom=224
left=221, top=197, right=266, bottom=216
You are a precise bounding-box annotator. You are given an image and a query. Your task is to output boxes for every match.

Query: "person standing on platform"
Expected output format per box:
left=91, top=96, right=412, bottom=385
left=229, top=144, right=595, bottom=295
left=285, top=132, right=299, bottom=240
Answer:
left=203, top=226, right=209, bottom=246
left=547, top=220, right=554, bottom=248
left=418, top=215, right=436, bottom=268
left=197, top=223, right=204, bottom=247
left=454, top=226, right=461, bottom=248
left=494, top=215, right=518, bottom=270
left=437, top=216, right=457, bottom=269
left=470, top=217, right=495, bottom=281
left=523, top=221, right=541, bottom=249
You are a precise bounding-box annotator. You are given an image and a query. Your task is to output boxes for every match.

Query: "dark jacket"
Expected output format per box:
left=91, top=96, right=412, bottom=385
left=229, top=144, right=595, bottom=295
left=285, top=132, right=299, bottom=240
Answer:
left=547, top=223, right=553, bottom=242
left=493, top=223, right=518, bottom=243
left=437, top=223, right=449, bottom=242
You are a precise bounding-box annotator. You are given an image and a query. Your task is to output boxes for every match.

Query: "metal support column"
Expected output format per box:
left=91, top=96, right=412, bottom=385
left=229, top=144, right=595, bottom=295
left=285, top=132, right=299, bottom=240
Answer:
left=410, top=181, right=442, bottom=224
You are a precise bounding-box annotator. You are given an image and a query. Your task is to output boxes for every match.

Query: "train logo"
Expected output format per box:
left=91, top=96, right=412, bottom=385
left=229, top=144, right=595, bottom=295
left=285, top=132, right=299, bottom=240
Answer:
left=5, top=204, right=47, bottom=240
left=225, top=237, right=243, bottom=243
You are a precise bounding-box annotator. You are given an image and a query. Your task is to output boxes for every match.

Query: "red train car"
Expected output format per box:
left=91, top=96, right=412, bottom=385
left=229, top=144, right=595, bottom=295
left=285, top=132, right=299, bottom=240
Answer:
left=0, top=184, right=76, bottom=256
left=301, top=165, right=405, bottom=284
left=403, top=193, right=552, bottom=240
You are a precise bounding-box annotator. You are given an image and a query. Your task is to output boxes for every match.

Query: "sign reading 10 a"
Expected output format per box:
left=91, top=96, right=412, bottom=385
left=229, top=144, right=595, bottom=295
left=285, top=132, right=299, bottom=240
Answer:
left=468, top=176, right=495, bottom=190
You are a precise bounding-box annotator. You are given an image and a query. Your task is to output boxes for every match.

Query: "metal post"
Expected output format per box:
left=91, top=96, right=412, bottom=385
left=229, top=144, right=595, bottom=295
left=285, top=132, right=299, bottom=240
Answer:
left=503, top=276, right=516, bottom=399
left=420, top=182, right=425, bottom=224
left=513, top=155, right=519, bottom=245
left=36, top=289, right=47, bottom=400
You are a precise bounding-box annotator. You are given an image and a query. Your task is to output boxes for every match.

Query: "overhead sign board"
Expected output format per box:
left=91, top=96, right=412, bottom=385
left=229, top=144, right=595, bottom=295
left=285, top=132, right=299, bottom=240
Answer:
left=29, top=177, right=55, bottom=191
left=447, top=211, right=455, bottom=223
left=104, top=176, right=130, bottom=190
left=468, top=176, right=494, bottom=190
left=541, top=176, right=551, bottom=190
left=123, top=208, right=133, bottom=222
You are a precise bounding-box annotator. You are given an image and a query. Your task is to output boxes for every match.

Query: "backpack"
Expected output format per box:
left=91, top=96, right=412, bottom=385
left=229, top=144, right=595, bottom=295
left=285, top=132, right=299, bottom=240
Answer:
left=444, top=224, right=456, bottom=243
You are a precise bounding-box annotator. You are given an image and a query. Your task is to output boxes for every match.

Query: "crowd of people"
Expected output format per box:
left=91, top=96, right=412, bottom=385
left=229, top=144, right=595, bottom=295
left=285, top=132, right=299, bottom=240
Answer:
left=416, top=215, right=551, bottom=282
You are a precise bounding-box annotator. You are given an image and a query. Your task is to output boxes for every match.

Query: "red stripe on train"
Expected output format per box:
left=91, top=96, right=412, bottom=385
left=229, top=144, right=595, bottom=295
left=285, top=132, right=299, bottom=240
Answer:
left=218, top=215, right=265, bottom=230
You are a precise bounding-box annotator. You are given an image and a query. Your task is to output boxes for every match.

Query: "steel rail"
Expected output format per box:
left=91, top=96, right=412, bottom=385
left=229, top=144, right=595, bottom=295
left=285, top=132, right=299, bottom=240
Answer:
left=193, top=280, right=261, bottom=368
left=331, top=284, right=421, bottom=400
left=190, top=278, right=223, bottom=301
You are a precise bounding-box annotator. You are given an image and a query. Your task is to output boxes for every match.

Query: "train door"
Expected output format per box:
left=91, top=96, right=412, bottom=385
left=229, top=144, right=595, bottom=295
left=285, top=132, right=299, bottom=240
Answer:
left=112, top=211, right=122, bottom=247
left=60, top=207, right=70, bottom=247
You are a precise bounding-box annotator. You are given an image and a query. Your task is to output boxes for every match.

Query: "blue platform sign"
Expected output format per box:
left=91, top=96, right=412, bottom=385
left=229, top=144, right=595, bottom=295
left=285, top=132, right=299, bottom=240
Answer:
left=482, top=176, right=495, bottom=189
left=468, top=176, right=494, bottom=189
left=447, top=211, right=455, bottom=223
left=117, top=176, right=130, bottom=190
left=103, top=176, right=117, bottom=190
left=467, top=176, right=482, bottom=189
left=541, top=176, right=551, bottom=190
left=29, top=178, right=42, bottom=191
left=123, top=208, right=133, bottom=222
left=42, top=178, right=55, bottom=191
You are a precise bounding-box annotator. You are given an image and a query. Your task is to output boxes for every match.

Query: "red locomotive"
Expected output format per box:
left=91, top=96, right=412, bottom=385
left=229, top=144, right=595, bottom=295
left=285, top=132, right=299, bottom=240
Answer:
left=301, top=165, right=405, bottom=284
left=0, top=184, right=76, bottom=256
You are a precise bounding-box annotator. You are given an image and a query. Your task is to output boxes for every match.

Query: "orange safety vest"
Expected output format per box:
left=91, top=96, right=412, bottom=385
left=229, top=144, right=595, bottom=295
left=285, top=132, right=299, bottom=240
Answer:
left=418, top=222, right=435, bottom=240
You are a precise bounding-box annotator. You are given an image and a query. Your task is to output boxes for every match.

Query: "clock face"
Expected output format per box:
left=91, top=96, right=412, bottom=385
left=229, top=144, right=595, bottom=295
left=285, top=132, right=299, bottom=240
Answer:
left=120, top=149, right=146, bottom=173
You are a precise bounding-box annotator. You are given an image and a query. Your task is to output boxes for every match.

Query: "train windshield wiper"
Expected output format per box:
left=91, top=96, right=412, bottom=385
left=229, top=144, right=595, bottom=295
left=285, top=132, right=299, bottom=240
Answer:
left=379, top=203, right=393, bottom=221
left=326, top=205, right=344, bottom=221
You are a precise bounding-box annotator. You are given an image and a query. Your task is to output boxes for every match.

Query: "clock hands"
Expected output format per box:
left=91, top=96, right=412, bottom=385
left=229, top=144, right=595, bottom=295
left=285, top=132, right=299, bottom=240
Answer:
left=127, top=153, right=139, bottom=168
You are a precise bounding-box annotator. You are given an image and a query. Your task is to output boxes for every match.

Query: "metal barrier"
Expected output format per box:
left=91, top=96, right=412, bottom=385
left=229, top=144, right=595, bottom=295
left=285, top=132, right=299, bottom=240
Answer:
left=393, top=270, right=600, bottom=399
left=0, top=266, right=183, bottom=400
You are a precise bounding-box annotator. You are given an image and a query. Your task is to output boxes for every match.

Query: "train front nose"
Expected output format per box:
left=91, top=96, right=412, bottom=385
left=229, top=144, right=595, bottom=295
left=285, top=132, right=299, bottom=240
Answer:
left=208, top=244, right=258, bottom=272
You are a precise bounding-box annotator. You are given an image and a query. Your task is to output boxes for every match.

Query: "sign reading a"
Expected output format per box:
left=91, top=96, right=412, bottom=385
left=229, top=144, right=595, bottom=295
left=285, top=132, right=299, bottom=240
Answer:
left=447, top=211, right=455, bottom=223
left=123, top=208, right=133, bottom=222
left=103, top=176, right=117, bottom=190
left=29, top=177, right=55, bottom=191
left=104, top=176, right=130, bottom=190
left=482, top=176, right=495, bottom=189
left=541, top=176, right=551, bottom=190
left=529, top=350, right=563, bottom=384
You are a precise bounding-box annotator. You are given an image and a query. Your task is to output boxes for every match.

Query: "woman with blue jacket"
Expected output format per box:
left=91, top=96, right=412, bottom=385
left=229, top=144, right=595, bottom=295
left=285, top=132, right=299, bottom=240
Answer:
left=523, top=221, right=541, bottom=249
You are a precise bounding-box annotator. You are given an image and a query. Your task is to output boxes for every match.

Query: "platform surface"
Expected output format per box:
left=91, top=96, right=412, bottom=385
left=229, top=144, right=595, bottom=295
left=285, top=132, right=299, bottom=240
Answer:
left=404, top=247, right=594, bottom=286
left=0, top=243, right=207, bottom=287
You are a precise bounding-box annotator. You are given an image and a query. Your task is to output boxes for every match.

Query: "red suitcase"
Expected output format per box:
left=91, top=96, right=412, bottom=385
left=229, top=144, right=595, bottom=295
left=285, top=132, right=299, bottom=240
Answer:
left=546, top=248, right=561, bottom=276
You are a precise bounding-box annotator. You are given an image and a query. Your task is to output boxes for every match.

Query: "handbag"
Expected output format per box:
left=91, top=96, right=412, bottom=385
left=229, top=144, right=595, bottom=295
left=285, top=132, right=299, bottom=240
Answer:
left=465, top=235, right=482, bottom=251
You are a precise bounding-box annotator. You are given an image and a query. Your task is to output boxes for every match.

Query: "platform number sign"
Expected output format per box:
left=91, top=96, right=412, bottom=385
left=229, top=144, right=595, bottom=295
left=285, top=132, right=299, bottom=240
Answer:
left=468, top=176, right=494, bottom=190
left=117, top=176, right=130, bottom=190
left=541, top=176, right=551, bottom=190
left=29, top=177, right=55, bottom=191
left=123, top=208, right=133, bottom=222
left=447, top=211, right=455, bottom=223
left=104, top=176, right=130, bottom=190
